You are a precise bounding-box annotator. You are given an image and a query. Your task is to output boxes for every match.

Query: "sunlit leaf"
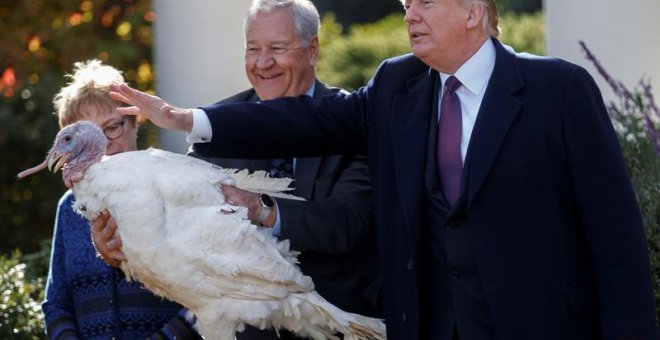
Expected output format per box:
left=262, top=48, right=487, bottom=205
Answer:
left=116, top=21, right=132, bottom=37
left=27, top=36, right=40, bottom=53
left=68, top=12, right=82, bottom=26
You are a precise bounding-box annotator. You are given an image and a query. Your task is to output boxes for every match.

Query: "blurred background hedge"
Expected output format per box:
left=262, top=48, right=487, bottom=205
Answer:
left=1, top=0, right=156, bottom=255
left=1, top=0, right=155, bottom=336
left=0, top=251, right=46, bottom=339
left=5, top=0, right=658, bottom=335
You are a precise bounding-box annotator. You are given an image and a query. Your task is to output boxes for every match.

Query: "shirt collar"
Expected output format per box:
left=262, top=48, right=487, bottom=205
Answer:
left=438, top=38, right=496, bottom=95
left=306, top=82, right=316, bottom=97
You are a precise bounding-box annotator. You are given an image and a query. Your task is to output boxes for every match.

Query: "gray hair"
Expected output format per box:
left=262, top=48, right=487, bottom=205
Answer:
left=244, top=0, right=320, bottom=46
left=471, top=0, right=500, bottom=37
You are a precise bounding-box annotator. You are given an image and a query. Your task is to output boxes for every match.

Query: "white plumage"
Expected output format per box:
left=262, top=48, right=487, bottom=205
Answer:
left=19, top=121, right=386, bottom=340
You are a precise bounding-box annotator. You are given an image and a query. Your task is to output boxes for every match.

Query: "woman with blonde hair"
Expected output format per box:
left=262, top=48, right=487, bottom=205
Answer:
left=41, top=60, right=200, bottom=340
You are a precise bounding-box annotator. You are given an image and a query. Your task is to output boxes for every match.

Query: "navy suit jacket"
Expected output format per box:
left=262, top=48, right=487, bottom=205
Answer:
left=192, top=81, right=381, bottom=340
left=195, top=40, right=659, bottom=340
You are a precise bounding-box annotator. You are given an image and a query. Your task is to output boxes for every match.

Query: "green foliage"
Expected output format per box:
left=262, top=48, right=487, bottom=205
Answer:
left=0, top=251, right=45, bottom=339
left=313, top=0, right=404, bottom=27
left=497, top=0, right=542, bottom=13
left=498, top=11, right=545, bottom=55
left=317, top=11, right=545, bottom=91
left=1, top=0, right=155, bottom=254
left=318, top=13, right=409, bottom=91
left=20, top=239, right=52, bottom=283
left=625, top=132, right=660, bottom=312
left=312, top=0, right=542, bottom=27
left=617, top=110, right=660, bottom=318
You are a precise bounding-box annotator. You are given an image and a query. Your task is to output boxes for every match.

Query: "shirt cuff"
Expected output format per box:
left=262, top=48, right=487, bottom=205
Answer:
left=185, top=109, right=212, bottom=144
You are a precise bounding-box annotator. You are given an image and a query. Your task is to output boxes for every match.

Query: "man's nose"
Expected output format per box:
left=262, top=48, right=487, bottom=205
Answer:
left=255, top=50, right=276, bottom=68
left=404, top=4, right=420, bottom=23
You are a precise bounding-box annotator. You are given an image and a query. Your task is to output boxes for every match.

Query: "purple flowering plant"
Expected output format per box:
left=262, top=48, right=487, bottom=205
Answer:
left=580, top=41, right=660, bottom=156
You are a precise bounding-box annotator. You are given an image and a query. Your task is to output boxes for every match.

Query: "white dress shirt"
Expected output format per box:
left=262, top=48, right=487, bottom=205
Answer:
left=438, top=39, right=496, bottom=162
left=186, top=84, right=315, bottom=144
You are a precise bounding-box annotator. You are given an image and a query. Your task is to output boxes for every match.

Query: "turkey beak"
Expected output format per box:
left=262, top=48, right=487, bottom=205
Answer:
left=47, top=151, right=69, bottom=173
left=17, top=147, right=72, bottom=180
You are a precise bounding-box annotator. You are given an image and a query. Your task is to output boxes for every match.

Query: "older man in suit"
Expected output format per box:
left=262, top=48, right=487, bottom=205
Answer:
left=109, top=0, right=659, bottom=339
left=193, top=3, right=382, bottom=340
left=203, top=3, right=382, bottom=340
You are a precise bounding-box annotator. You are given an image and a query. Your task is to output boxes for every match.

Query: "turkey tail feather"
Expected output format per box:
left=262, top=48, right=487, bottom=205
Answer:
left=227, top=169, right=305, bottom=201
left=278, top=291, right=387, bottom=340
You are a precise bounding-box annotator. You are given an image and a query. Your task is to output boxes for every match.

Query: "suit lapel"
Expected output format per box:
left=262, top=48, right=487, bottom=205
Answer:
left=391, top=69, right=437, bottom=227
left=288, top=80, right=334, bottom=199
left=464, top=40, right=524, bottom=202
left=312, top=79, right=335, bottom=97
left=293, top=157, right=321, bottom=199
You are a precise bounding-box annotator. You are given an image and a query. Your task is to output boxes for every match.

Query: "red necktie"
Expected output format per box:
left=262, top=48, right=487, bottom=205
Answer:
left=437, top=76, right=463, bottom=205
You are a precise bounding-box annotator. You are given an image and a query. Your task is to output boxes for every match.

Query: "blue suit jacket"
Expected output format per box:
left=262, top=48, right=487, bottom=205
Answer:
left=196, top=39, right=659, bottom=340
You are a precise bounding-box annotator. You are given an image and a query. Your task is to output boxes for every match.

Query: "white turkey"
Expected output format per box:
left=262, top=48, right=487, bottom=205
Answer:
left=18, top=120, right=386, bottom=340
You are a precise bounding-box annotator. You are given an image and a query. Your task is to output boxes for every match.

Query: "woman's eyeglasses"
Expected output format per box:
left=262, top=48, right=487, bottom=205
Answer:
left=103, top=118, right=127, bottom=140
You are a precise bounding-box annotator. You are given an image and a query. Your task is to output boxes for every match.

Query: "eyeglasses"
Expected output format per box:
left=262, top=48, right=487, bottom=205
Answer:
left=245, top=45, right=306, bottom=59
left=103, top=118, right=127, bottom=140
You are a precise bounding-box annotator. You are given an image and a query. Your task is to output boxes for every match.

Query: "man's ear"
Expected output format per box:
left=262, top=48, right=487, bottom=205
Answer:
left=466, top=2, right=485, bottom=30
left=308, top=35, right=319, bottom=65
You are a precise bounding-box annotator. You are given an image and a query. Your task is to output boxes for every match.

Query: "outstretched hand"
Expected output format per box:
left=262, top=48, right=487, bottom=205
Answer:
left=109, top=83, right=194, bottom=133
left=91, top=211, right=126, bottom=267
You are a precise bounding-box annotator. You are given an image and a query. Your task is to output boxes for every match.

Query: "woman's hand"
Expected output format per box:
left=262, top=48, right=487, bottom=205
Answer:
left=91, top=211, right=126, bottom=267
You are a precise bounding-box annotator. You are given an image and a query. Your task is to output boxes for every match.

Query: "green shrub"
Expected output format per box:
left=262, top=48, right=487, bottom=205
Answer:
left=317, top=11, right=545, bottom=91
left=498, top=11, right=545, bottom=55
left=21, top=239, right=52, bottom=283
left=625, top=133, right=660, bottom=317
left=0, top=251, right=45, bottom=339
left=581, top=42, right=660, bottom=317
left=318, top=13, right=410, bottom=91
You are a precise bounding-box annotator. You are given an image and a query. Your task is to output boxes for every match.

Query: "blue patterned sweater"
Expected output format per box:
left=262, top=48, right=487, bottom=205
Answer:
left=42, top=191, right=200, bottom=339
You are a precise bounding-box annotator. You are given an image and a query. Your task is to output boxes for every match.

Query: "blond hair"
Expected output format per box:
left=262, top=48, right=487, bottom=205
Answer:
left=399, top=0, right=500, bottom=37
left=53, top=59, right=128, bottom=128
